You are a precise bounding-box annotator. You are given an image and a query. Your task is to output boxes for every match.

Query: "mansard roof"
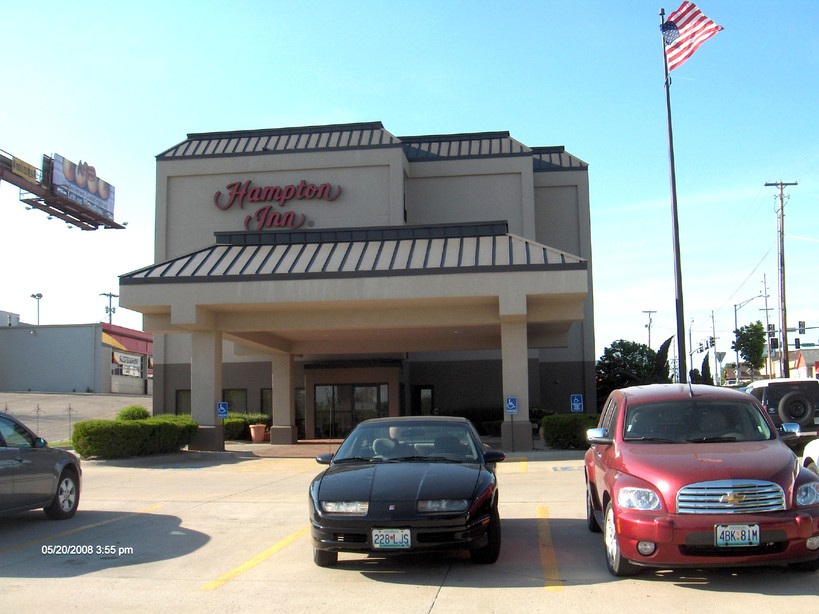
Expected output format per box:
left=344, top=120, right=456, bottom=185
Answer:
left=157, top=121, right=587, bottom=172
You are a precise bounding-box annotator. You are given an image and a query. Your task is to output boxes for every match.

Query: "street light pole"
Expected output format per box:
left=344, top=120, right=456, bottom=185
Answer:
left=734, top=294, right=762, bottom=383
left=30, top=293, right=42, bottom=325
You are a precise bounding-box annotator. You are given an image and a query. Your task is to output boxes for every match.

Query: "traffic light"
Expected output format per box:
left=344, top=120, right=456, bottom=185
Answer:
left=769, top=337, right=779, bottom=350
left=795, top=338, right=801, bottom=349
left=798, top=320, right=806, bottom=335
left=708, top=336, right=715, bottom=348
left=768, top=323, right=776, bottom=333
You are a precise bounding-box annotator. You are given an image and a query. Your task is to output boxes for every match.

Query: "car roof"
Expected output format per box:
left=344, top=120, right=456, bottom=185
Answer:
left=356, top=416, right=472, bottom=426
left=745, top=378, right=819, bottom=390
left=615, top=383, right=754, bottom=404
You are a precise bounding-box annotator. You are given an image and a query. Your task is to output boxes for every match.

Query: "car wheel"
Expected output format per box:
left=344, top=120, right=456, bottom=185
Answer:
left=586, top=482, right=601, bottom=533
left=44, top=467, right=80, bottom=520
left=778, top=392, right=815, bottom=426
left=313, top=548, right=338, bottom=567
left=603, top=503, right=640, bottom=577
left=471, top=506, right=501, bottom=564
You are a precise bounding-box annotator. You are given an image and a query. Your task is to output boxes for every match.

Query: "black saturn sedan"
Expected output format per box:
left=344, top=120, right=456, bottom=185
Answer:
left=309, top=416, right=505, bottom=567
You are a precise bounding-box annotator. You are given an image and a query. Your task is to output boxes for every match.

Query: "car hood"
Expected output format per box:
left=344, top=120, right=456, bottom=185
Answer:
left=620, top=441, right=797, bottom=508
left=316, top=461, right=481, bottom=502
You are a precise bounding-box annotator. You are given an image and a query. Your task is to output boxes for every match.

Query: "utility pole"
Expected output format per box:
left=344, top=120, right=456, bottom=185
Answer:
left=761, top=274, right=773, bottom=376
left=765, top=181, right=797, bottom=377
left=711, top=310, right=718, bottom=384
left=642, top=310, right=657, bottom=347
left=100, top=292, right=119, bottom=324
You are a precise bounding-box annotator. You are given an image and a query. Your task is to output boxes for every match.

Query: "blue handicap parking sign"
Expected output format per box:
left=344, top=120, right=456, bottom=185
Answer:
left=217, top=402, right=229, bottom=419
left=570, top=394, right=583, bottom=413
left=505, top=396, right=518, bottom=415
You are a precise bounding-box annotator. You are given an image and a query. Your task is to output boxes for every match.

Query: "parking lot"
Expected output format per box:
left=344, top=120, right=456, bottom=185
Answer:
left=2, top=449, right=818, bottom=612
left=1, top=392, right=818, bottom=612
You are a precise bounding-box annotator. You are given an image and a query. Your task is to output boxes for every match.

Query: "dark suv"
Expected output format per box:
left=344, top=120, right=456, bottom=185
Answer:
left=745, top=378, right=819, bottom=427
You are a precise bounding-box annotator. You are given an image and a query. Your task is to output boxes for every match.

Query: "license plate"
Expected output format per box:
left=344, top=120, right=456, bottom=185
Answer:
left=372, top=528, right=411, bottom=549
left=715, top=524, right=760, bottom=547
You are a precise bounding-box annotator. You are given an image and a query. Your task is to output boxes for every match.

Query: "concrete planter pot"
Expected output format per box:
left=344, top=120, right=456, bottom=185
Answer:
left=249, top=423, right=267, bottom=443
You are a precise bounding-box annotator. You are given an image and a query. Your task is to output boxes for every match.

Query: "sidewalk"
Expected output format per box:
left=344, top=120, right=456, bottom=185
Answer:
left=223, top=436, right=586, bottom=462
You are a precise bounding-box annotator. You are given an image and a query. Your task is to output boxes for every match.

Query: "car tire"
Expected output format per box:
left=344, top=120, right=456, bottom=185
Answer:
left=777, top=392, right=815, bottom=426
left=471, top=507, right=501, bottom=564
left=44, top=467, right=80, bottom=520
left=586, top=482, right=602, bottom=533
left=313, top=548, right=338, bottom=567
left=604, top=503, right=640, bottom=577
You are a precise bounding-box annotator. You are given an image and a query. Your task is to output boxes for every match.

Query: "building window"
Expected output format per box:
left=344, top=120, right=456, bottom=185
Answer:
left=175, top=390, right=191, bottom=415
left=261, top=388, right=272, bottom=416
left=222, top=389, right=247, bottom=413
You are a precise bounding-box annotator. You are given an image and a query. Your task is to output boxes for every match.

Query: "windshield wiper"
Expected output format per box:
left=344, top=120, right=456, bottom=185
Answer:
left=332, top=456, right=383, bottom=463
left=686, top=436, right=738, bottom=443
left=625, top=437, right=680, bottom=444
left=390, top=455, right=443, bottom=462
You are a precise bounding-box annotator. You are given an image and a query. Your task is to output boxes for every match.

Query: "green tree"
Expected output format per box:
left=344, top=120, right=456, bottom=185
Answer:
left=596, top=340, right=660, bottom=409
left=732, top=320, right=766, bottom=375
left=653, top=336, right=673, bottom=383
left=700, top=354, right=714, bottom=385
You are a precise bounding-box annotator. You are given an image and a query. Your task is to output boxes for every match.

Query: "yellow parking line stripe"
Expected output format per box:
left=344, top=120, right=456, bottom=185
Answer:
left=201, top=524, right=310, bottom=591
left=537, top=505, right=563, bottom=592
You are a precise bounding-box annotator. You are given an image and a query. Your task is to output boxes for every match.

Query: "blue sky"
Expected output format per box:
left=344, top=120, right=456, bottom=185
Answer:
left=1, top=0, right=817, bottom=370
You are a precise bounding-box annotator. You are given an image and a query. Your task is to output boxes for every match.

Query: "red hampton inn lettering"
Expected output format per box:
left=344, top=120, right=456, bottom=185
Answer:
left=213, top=179, right=342, bottom=210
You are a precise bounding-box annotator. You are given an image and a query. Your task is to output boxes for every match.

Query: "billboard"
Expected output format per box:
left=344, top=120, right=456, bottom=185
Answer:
left=51, top=153, right=115, bottom=221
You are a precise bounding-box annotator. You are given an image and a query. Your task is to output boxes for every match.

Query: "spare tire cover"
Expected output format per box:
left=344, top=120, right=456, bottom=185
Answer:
left=777, top=391, right=815, bottom=426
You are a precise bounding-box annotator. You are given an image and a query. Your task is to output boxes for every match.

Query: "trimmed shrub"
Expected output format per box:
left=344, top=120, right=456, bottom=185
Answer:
left=222, top=417, right=248, bottom=440
left=116, top=405, right=151, bottom=421
left=541, top=413, right=600, bottom=450
left=224, top=412, right=270, bottom=440
left=72, top=415, right=198, bottom=459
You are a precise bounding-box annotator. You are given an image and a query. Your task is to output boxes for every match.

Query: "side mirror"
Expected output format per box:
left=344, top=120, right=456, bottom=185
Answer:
left=315, top=452, right=334, bottom=465
left=483, top=449, right=506, bottom=464
left=587, top=427, right=613, bottom=445
left=34, top=437, right=48, bottom=448
left=779, top=422, right=800, bottom=445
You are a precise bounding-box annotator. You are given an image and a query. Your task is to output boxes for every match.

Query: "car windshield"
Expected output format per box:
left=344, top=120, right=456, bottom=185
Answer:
left=333, top=422, right=480, bottom=463
left=623, top=399, right=774, bottom=443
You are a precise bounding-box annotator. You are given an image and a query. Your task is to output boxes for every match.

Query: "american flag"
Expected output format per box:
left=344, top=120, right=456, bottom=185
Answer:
left=661, top=2, right=723, bottom=71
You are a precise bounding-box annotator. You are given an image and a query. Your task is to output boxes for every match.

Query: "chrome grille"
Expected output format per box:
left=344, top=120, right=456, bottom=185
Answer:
left=677, top=480, right=785, bottom=514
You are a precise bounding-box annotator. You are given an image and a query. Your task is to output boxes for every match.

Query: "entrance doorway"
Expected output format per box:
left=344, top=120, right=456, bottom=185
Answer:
left=411, top=385, right=435, bottom=415
left=314, top=383, right=389, bottom=438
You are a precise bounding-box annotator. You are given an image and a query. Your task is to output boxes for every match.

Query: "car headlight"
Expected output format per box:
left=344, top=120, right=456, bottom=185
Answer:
left=796, top=483, right=819, bottom=506
left=417, top=499, right=469, bottom=513
left=321, top=501, right=369, bottom=515
left=617, top=487, right=661, bottom=511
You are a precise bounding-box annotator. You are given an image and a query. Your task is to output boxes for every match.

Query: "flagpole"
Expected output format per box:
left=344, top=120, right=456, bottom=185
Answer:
left=660, top=8, right=688, bottom=383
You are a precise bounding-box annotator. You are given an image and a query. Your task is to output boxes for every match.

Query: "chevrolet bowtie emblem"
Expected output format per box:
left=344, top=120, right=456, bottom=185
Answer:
left=720, top=492, right=746, bottom=504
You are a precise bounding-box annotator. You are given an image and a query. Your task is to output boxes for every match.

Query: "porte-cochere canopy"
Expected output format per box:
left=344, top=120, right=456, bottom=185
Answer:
left=120, top=221, right=589, bottom=356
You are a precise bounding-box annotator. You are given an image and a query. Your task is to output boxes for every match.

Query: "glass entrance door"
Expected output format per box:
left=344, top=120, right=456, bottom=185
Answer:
left=314, top=384, right=388, bottom=438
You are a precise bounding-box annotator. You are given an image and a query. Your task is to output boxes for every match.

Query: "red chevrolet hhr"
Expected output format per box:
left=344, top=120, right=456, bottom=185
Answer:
left=585, top=384, right=819, bottom=576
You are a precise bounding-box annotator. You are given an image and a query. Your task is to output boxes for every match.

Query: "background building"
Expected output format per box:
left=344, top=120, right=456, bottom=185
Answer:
left=0, top=318, right=152, bottom=395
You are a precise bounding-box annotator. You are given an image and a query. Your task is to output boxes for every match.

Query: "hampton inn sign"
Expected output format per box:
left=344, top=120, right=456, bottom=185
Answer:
left=213, top=179, right=343, bottom=230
